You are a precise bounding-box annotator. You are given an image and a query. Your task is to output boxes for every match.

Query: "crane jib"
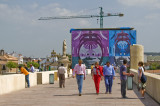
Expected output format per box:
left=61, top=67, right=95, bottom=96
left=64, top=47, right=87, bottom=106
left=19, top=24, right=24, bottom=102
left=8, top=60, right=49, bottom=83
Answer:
left=38, top=7, right=124, bottom=28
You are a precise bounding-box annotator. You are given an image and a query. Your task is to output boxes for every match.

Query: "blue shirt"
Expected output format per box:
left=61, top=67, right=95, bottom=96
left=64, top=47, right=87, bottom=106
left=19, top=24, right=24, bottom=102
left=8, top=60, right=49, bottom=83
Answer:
left=120, top=65, right=127, bottom=80
left=103, top=65, right=115, bottom=76
left=30, top=66, right=35, bottom=73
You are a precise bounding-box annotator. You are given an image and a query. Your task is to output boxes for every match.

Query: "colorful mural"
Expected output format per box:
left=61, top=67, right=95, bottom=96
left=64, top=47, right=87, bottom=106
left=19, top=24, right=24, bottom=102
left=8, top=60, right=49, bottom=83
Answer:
left=71, top=29, right=136, bottom=68
left=109, top=30, right=136, bottom=56
left=72, top=30, right=109, bottom=68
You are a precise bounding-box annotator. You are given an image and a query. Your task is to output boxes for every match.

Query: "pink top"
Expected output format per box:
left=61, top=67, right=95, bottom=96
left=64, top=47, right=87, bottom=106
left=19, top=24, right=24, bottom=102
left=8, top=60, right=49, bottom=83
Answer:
left=73, top=64, right=86, bottom=77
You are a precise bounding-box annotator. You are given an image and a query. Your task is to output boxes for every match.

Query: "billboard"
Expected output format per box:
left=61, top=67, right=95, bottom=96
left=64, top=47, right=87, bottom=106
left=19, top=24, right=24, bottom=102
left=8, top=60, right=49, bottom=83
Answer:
left=109, top=30, right=136, bottom=56
left=109, top=30, right=136, bottom=66
left=71, top=29, right=136, bottom=68
left=72, top=30, right=109, bottom=68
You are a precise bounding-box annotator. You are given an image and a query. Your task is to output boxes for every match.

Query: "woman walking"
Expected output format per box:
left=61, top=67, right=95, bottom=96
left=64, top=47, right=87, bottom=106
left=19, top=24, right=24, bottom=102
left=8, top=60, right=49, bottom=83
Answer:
left=138, top=61, right=146, bottom=99
left=92, top=62, right=103, bottom=95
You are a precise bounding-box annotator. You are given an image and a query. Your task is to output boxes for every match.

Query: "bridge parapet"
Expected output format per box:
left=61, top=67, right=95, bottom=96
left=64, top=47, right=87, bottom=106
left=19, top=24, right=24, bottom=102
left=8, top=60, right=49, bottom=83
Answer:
left=130, top=69, right=160, bottom=103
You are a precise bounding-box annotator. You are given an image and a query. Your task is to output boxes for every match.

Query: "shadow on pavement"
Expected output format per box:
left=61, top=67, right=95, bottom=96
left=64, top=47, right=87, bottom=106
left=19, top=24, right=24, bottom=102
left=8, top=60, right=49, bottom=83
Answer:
left=54, top=94, right=78, bottom=96
left=97, top=97, right=138, bottom=99
left=83, top=93, right=103, bottom=95
left=44, top=87, right=59, bottom=88
left=132, top=83, right=160, bottom=106
left=54, top=93, right=103, bottom=96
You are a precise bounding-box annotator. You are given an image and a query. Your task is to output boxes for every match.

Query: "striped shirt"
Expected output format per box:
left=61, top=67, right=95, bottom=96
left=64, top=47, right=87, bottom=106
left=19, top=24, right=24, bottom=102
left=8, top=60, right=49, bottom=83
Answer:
left=73, top=64, right=86, bottom=77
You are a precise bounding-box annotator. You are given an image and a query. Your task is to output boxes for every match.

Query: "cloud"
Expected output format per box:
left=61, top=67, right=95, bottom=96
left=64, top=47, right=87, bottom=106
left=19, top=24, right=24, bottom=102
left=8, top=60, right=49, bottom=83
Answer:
left=30, top=3, right=38, bottom=9
left=0, top=2, right=90, bottom=26
left=0, top=2, right=91, bottom=56
left=78, top=19, right=91, bottom=27
left=117, top=0, right=160, bottom=9
left=38, top=3, right=76, bottom=16
left=0, top=3, right=26, bottom=23
left=145, top=13, right=160, bottom=20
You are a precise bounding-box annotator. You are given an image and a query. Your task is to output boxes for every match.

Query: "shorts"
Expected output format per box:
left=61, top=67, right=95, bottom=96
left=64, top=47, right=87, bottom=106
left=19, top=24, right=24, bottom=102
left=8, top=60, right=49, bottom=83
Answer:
left=137, top=82, right=146, bottom=90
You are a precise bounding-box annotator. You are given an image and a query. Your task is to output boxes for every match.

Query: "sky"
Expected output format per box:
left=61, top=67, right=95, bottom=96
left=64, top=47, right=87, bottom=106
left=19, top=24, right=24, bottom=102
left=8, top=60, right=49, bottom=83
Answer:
left=0, top=0, right=160, bottom=58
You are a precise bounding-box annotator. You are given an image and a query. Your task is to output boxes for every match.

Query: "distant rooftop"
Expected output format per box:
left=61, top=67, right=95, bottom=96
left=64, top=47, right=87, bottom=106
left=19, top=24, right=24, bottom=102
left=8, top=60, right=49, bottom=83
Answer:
left=147, top=56, right=160, bottom=61
left=144, top=52, right=160, bottom=56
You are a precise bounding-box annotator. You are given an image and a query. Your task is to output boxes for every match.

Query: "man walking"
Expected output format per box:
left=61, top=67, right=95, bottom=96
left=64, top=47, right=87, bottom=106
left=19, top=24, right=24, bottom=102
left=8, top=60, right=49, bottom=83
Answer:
left=73, top=59, right=86, bottom=96
left=58, top=64, right=66, bottom=88
left=103, top=62, right=115, bottom=94
left=120, top=59, right=133, bottom=98
left=19, top=66, right=30, bottom=88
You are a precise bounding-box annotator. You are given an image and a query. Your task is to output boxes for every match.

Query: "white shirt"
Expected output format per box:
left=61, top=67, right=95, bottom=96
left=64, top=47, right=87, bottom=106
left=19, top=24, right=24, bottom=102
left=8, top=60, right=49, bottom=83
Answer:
left=138, top=66, right=144, bottom=76
left=58, top=66, right=66, bottom=74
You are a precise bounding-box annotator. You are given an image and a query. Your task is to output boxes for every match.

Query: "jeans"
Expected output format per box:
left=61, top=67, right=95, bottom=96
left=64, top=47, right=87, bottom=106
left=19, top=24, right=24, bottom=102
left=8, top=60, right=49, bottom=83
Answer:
left=121, top=80, right=126, bottom=98
left=104, top=76, right=113, bottom=93
left=25, top=74, right=30, bottom=88
left=76, top=75, right=84, bottom=94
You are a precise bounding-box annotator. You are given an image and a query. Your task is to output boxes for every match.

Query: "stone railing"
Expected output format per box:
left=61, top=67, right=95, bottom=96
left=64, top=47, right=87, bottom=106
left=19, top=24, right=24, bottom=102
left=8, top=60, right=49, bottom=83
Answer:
left=0, top=71, right=58, bottom=95
left=0, top=74, right=25, bottom=95
left=0, top=69, right=91, bottom=95
left=37, top=71, right=54, bottom=84
left=130, top=69, right=160, bottom=103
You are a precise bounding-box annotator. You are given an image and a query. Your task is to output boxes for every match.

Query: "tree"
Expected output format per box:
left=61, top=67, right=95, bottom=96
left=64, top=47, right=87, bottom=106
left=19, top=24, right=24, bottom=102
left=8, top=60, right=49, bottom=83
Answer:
left=150, top=63, right=159, bottom=70
left=157, top=65, right=160, bottom=69
left=6, top=61, right=18, bottom=70
left=27, top=61, right=39, bottom=68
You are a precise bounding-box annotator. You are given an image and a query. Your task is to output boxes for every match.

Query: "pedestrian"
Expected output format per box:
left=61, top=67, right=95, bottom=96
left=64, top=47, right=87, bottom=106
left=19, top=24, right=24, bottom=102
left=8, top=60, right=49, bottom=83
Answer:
left=92, top=62, right=103, bottom=95
left=73, top=59, right=86, bottom=96
left=103, top=62, right=115, bottom=94
left=120, top=59, right=134, bottom=98
left=91, top=64, right=94, bottom=76
left=58, top=64, right=66, bottom=88
left=24, top=64, right=29, bottom=72
left=19, top=66, right=30, bottom=88
left=30, top=64, right=35, bottom=73
left=91, top=64, right=94, bottom=71
left=138, top=61, right=146, bottom=99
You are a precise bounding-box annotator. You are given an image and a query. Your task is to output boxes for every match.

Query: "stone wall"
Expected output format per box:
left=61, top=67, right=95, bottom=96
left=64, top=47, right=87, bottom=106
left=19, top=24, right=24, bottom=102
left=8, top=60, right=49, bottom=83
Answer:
left=0, top=74, right=25, bottom=95
left=29, top=72, right=37, bottom=87
left=130, top=69, right=160, bottom=103
left=0, top=69, right=90, bottom=95
left=37, top=71, right=56, bottom=84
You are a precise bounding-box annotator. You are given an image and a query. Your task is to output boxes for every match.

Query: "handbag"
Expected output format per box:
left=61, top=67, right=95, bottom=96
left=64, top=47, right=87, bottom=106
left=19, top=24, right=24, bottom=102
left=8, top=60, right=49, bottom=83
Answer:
left=140, top=71, right=147, bottom=83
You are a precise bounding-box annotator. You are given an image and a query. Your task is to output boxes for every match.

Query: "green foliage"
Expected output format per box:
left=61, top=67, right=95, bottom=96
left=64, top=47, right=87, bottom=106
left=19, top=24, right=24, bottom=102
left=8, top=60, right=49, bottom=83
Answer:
left=6, top=61, right=18, bottom=69
left=150, top=63, right=159, bottom=70
left=18, top=64, right=24, bottom=67
left=157, top=65, right=160, bottom=69
left=27, top=62, right=39, bottom=68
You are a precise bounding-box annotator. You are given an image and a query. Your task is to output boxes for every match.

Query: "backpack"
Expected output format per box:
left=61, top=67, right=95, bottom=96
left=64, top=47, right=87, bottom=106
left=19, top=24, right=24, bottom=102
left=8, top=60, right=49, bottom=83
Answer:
left=140, top=70, right=147, bottom=83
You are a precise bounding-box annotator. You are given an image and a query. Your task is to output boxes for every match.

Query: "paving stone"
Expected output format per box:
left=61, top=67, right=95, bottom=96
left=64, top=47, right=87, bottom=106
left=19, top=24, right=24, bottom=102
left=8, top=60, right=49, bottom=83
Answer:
left=0, top=74, right=159, bottom=106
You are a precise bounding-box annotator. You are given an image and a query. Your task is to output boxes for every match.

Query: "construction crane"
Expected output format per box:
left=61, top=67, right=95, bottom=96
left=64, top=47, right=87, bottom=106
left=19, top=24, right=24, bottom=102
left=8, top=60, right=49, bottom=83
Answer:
left=39, top=7, right=124, bottom=28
